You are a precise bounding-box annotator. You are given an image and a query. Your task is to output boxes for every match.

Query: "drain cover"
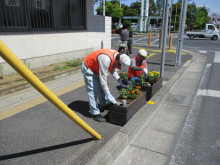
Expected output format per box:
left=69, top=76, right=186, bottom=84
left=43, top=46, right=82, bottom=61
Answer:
left=164, top=94, right=186, bottom=104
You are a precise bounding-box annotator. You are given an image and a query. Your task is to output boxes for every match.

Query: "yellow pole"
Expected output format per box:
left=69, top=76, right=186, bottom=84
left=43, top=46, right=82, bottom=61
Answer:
left=0, top=40, right=101, bottom=140
left=169, top=35, right=173, bottom=50
left=148, top=34, right=151, bottom=46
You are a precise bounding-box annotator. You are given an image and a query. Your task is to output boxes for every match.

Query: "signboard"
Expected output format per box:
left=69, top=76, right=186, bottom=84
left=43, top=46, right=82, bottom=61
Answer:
left=5, top=0, right=20, bottom=7
left=35, top=0, right=45, bottom=9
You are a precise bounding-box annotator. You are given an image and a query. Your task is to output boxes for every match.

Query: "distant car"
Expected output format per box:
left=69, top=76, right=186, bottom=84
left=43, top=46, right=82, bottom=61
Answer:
left=114, top=23, right=123, bottom=28
left=131, top=23, right=138, bottom=31
left=156, top=23, right=161, bottom=30
left=148, top=24, right=155, bottom=31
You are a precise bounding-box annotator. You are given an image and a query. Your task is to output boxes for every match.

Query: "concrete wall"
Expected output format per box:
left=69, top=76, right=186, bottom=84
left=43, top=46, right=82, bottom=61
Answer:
left=0, top=0, right=111, bottom=75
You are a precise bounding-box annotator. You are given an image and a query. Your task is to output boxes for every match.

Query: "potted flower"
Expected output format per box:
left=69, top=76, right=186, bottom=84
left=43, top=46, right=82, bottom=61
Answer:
left=118, top=79, right=141, bottom=99
left=139, top=74, right=145, bottom=85
left=149, top=70, right=160, bottom=86
left=119, top=72, right=129, bottom=85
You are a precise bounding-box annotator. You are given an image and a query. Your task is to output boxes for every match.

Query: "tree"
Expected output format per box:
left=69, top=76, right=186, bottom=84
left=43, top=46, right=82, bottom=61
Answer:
left=96, top=1, right=123, bottom=23
left=149, top=0, right=156, bottom=16
left=130, top=1, right=141, bottom=16
left=192, top=6, right=210, bottom=29
left=155, top=0, right=163, bottom=16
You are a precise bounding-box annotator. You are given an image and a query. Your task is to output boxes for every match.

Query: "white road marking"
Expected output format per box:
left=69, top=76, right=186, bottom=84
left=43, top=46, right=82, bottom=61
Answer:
left=214, top=51, right=220, bottom=63
left=196, top=64, right=220, bottom=98
left=133, top=37, right=147, bottom=43
left=197, top=89, right=220, bottom=98
left=112, top=37, right=120, bottom=39
left=151, top=38, right=159, bottom=44
left=198, top=50, right=207, bottom=53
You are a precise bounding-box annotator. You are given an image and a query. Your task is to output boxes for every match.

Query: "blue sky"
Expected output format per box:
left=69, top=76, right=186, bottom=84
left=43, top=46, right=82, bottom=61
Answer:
left=94, top=0, right=220, bottom=15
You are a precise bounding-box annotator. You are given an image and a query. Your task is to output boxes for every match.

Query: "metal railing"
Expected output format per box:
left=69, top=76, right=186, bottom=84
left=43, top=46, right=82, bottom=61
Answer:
left=0, top=0, right=86, bottom=31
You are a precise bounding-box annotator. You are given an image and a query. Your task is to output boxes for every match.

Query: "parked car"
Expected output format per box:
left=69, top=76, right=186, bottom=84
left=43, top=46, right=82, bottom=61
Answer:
left=131, top=23, right=138, bottom=31
left=156, top=23, right=161, bottom=30
left=115, top=23, right=123, bottom=28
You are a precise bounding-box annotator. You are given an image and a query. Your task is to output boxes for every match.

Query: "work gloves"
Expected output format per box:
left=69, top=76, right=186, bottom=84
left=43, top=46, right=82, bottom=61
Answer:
left=118, top=79, right=130, bottom=88
left=118, top=79, right=124, bottom=86
left=142, top=68, right=148, bottom=76
left=106, top=93, right=117, bottom=104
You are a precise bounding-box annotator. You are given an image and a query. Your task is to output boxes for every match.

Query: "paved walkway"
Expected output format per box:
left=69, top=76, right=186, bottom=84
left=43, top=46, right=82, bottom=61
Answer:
left=0, top=45, right=206, bottom=164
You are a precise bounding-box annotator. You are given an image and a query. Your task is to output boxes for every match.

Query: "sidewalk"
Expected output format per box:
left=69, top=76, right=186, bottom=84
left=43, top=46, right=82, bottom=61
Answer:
left=0, top=45, right=206, bottom=164
left=86, top=49, right=207, bottom=165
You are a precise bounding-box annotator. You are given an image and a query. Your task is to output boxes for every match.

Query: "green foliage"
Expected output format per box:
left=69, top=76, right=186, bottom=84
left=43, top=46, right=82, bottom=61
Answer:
left=119, top=88, right=127, bottom=99
left=22, top=60, right=31, bottom=69
left=155, top=0, right=163, bottom=16
left=139, top=74, right=145, bottom=85
left=171, top=2, right=210, bottom=31
left=118, top=80, right=141, bottom=100
left=149, top=0, right=156, bottom=16
left=67, top=59, right=82, bottom=68
left=0, top=64, right=3, bottom=73
left=192, top=6, right=210, bottom=30
left=96, top=1, right=123, bottom=23
left=119, top=72, right=129, bottom=80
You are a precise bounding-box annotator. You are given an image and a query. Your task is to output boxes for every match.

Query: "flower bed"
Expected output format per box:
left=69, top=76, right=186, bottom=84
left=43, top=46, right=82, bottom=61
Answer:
left=108, top=75, right=146, bottom=126
left=140, top=77, right=162, bottom=101
left=108, top=91, right=146, bottom=126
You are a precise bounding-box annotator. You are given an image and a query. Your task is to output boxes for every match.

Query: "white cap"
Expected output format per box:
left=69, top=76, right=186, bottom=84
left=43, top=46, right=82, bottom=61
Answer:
left=120, top=54, right=131, bottom=66
left=139, top=49, right=147, bottom=57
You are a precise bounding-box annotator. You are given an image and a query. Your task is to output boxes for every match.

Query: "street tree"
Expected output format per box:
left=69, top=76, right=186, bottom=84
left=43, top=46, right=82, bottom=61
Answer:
left=155, top=0, right=163, bottom=16
left=96, top=1, right=123, bottom=23
left=192, top=6, right=210, bottom=30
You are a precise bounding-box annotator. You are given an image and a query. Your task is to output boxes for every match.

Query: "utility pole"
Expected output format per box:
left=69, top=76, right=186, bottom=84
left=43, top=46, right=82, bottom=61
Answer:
left=119, top=0, right=121, bottom=26
left=174, top=5, right=177, bottom=31
left=103, top=0, right=105, bottom=16
left=159, top=0, right=166, bottom=49
left=175, top=0, right=188, bottom=66
left=189, top=0, right=194, bottom=31
left=160, top=0, right=169, bottom=77
left=168, top=0, right=173, bottom=36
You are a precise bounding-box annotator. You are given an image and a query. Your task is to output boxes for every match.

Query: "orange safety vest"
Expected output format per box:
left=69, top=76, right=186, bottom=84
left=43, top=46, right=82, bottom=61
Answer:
left=128, top=57, right=146, bottom=78
left=85, top=49, right=118, bottom=75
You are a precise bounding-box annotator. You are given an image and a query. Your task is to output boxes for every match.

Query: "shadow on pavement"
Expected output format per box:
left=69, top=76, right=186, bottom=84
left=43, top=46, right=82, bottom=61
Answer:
left=68, top=100, right=90, bottom=117
left=0, top=138, right=93, bottom=161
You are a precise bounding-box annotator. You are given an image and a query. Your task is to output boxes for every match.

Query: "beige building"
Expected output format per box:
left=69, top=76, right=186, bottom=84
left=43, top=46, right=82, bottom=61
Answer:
left=0, top=0, right=111, bottom=75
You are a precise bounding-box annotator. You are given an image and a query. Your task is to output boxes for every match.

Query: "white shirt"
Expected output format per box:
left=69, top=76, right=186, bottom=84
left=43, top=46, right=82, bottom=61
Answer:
left=97, top=53, right=120, bottom=94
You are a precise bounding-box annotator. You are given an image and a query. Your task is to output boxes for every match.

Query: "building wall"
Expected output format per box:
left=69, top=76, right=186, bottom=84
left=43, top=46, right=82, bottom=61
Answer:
left=0, top=0, right=111, bottom=75
left=209, top=13, right=220, bottom=25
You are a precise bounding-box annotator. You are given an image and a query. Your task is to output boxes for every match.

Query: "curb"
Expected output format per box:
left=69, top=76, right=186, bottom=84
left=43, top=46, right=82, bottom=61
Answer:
left=0, top=66, right=82, bottom=97
left=86, top=59, right=194, bottom=165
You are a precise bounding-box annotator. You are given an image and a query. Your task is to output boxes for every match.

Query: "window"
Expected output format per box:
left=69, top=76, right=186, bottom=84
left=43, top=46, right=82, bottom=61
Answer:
left=0, top=0, right=28, bottom=31
left=0, top=0, right=86, bottom=31
left=208, top=25, right=215, bottom=30
left=28, top=0, right=53, bottom=30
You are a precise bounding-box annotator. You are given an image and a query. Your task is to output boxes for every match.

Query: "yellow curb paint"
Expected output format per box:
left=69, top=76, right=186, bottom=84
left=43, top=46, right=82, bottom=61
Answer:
left=0, top=81, right=85, bottom=121
left=146, top=53, right=156, bottom=59
left=148, top=101, right=154, bottom=105
left=131, top=46, right=187, bottom=55
left=188, top=60, right=191, bottom=61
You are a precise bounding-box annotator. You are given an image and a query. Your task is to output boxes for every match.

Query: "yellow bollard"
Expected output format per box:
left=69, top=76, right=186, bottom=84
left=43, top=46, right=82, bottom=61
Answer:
left=0, top=40, right=101, bottom=140
left=169, top=35, right=173, bottom=50
left=148, top=34, right=151, bottom=46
